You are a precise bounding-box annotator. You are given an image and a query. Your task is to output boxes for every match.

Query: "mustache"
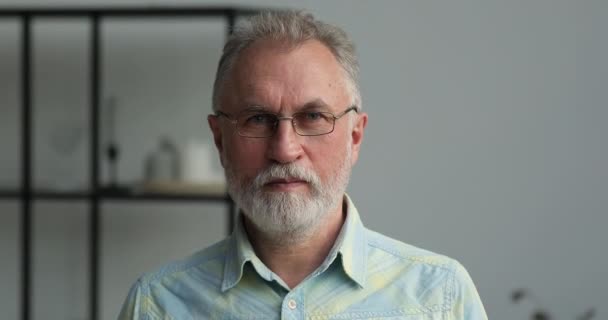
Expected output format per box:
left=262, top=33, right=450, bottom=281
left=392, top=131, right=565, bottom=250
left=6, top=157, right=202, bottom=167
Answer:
left=253, top=163, right=321, bottom=189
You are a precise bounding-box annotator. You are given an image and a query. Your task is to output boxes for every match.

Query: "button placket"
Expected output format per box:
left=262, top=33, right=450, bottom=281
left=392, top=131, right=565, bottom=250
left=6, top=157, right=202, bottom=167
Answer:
left=281, top=290, right=304, bottom=320
left=287, top=299, right=297, bottom=310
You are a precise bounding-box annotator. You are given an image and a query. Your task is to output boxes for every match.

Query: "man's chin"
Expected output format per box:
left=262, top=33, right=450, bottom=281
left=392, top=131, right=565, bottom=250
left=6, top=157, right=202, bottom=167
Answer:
left=245, top=210, right=324, bottom=243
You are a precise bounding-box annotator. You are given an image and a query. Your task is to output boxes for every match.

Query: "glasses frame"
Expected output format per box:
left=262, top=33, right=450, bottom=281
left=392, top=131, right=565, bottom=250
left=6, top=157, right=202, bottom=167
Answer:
left=214, top=105, right=359, bottom=138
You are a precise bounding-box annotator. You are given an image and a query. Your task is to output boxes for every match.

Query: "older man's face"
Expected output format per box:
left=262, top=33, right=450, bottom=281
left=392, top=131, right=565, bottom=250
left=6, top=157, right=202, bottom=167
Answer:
left=209, top=39, right=367, bottom=238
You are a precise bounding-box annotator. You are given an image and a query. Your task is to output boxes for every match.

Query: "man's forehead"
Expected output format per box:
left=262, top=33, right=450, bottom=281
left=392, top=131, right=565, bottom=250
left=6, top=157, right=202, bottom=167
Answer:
left=221, top=39, right=349, bottom=112
left=235, top=39, right=337, bottom=74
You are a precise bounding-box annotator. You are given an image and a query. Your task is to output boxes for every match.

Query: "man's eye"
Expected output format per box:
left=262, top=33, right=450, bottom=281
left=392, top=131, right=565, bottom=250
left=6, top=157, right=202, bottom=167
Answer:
left=245, top=114, right=274, bottom=125
left=302, top=112, right=323, bottom=121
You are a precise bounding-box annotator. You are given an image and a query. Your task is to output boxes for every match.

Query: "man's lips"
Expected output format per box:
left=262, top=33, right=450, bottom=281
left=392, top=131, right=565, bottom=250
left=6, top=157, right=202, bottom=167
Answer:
left=265, top=178, right=307, bottom=185
left=264, top=178, right=308, bottom=189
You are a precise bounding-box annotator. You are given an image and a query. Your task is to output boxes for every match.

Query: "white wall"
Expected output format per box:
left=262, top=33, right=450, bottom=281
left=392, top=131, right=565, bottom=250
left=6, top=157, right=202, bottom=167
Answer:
left=1, top=1, right=607, bottom=319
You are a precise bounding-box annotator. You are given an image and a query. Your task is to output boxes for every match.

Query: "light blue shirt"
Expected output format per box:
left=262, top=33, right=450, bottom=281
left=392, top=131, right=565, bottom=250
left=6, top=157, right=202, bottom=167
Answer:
left=119, top=195, right=488, bottom=319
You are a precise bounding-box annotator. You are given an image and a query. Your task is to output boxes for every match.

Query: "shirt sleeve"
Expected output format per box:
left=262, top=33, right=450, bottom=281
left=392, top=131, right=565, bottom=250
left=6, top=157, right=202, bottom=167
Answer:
left=450, top=261, right=488, bottom=320
left=118, top=279, right=146, bottom=320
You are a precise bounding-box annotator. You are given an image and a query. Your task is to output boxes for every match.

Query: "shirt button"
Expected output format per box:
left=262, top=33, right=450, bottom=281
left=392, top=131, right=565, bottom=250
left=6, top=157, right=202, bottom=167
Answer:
left=287, top=299, right=297, bottom=310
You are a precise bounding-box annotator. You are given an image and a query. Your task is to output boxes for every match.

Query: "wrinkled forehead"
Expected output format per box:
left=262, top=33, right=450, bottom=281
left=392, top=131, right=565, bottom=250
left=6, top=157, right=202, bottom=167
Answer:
left=219, top=39, right=351, bottom=114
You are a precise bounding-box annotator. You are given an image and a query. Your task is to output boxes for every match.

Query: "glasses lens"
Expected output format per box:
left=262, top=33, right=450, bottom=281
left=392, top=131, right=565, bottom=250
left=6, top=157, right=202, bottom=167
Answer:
left=237, top=111, right=277, bottom=137
left=293, top=112, right=334, bottom=136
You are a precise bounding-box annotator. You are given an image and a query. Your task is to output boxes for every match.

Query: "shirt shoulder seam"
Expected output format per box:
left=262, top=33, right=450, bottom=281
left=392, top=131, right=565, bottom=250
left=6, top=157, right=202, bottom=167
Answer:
left=366, top=231, right=453, bottom=270
left=139, top=238, right=230, bottom=286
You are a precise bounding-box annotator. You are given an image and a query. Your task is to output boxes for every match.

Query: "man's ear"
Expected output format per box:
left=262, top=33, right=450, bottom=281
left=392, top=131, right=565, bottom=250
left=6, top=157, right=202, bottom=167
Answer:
left=208, top=114, right=225, bottom=167
left=350, top=112, right=368, bottom=166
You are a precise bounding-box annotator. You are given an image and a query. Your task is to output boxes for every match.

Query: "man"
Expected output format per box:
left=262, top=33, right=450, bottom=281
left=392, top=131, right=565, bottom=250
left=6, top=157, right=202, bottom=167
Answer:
left=119, top=10, right=487, bottom=319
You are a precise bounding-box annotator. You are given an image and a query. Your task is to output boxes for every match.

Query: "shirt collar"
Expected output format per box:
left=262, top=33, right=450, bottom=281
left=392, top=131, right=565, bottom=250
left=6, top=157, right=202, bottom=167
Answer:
left=334, top=194, right=367, bottom=287
left=221, top=194, right=367, bottom=292
left=220, top=214, right=265, bottom=292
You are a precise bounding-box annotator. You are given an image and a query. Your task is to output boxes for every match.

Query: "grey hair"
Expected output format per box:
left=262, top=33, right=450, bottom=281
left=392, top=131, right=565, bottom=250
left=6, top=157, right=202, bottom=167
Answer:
left=211, top=10, right=361, bottom=112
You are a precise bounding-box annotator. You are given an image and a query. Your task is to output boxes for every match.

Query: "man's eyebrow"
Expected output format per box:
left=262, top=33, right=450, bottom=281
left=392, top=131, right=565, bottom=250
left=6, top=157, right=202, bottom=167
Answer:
left=299, top=99, right=331, bottom=111
left=240, top=100, right=332, bottom=112
left=242, top=105, right=270, bottom=112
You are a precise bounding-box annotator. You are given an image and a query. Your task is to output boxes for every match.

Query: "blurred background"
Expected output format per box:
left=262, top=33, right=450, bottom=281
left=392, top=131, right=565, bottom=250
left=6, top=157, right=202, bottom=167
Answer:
left=0, top=1, right=606, bottom=320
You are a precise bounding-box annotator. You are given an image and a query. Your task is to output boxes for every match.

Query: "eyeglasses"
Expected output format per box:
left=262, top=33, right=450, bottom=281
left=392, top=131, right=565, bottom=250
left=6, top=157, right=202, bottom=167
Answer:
left=214, top=106, right=358, bottom=138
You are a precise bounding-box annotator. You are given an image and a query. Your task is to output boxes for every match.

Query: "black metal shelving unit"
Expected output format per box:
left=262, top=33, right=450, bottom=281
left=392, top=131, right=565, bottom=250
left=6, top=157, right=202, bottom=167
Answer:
left=0, top=6, right=262, bottom=320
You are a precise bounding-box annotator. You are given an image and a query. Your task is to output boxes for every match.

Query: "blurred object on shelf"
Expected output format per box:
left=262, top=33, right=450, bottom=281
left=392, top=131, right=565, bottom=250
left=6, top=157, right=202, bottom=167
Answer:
left=47, top=120, right=85, bottom=191
left=104, top=96, right=120, bottom=188
left=182, top=140, right=224, bottom=184
left=578, top=308, right=596, bottom=320
left=511, top=288, right=596, bottom=320
left=144, top=136, right=180, bottom=182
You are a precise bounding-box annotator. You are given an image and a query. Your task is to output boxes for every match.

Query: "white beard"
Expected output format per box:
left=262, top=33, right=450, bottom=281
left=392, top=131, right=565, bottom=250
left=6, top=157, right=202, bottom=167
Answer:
left=225, top=146, right=352, bottom=243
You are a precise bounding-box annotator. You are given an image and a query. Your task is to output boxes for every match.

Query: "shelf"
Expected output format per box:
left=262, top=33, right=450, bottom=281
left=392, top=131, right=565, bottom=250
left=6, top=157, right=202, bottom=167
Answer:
left=34, top=190, right=90, bottom=200
left=1, top=189, right=90, bottom=200
left=0, top=189, right=21, bottom=199
left=101, top=192, right=229, bottom=202
left=5, top=7, right=250, bottom=320
left=0, top=6, right=263, bottom=17
left=0, top=187, right=229, bottom=202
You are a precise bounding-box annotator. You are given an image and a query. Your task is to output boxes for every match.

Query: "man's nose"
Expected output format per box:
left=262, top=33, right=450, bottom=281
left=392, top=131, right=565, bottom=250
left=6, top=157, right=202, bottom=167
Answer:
left=266, top=119, right=303, bottom=164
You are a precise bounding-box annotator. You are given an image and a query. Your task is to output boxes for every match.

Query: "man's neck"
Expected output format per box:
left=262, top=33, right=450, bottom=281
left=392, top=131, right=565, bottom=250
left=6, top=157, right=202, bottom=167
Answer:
left=243, top=202, right=346, bottom=289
